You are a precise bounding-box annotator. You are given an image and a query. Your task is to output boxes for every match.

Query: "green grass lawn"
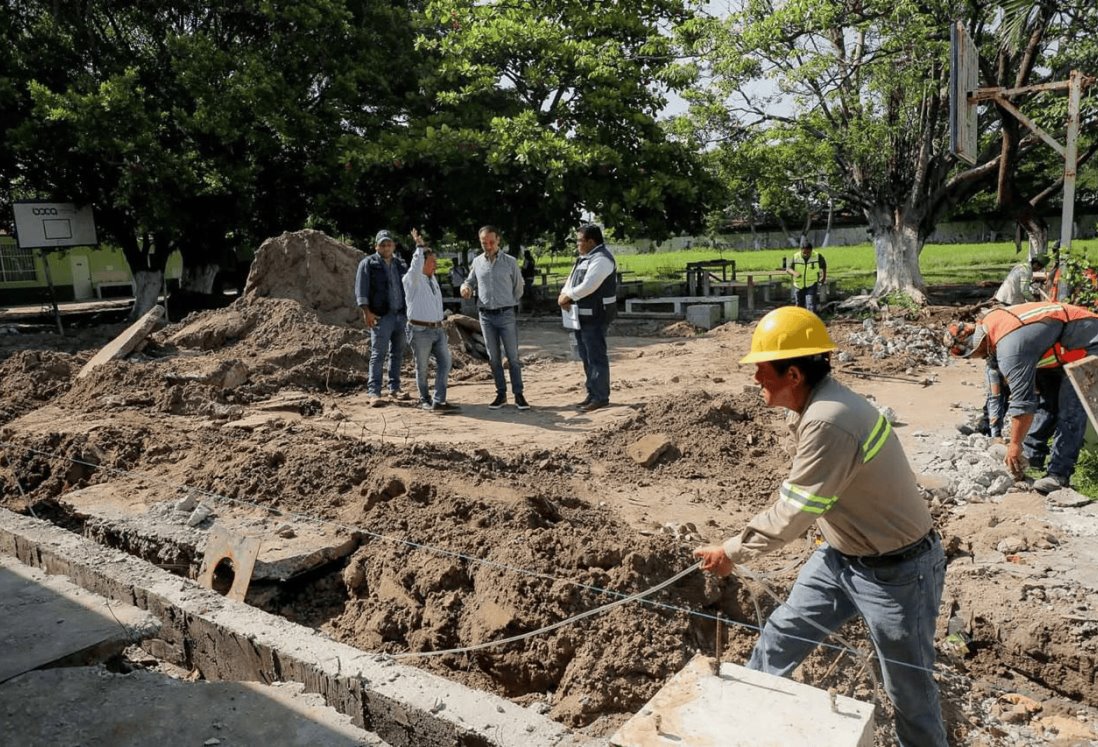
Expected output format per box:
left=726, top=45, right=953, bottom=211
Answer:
left=527, top=239, right=1098, bottom=294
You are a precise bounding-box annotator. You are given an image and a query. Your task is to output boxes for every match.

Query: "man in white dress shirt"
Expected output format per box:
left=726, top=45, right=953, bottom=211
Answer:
left=403, top=229, right=456, bottom=412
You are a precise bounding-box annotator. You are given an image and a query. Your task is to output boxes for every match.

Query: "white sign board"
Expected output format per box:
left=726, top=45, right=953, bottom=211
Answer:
left=13, top=201, right=98, bottom=249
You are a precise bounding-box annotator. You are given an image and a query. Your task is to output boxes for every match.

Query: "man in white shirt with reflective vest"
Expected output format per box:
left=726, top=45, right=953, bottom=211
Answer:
left=559, top=224, right=617, bottom=412
left=695, top=307, right=947, bottom=747
left=402, top=229, right=456, bottom=412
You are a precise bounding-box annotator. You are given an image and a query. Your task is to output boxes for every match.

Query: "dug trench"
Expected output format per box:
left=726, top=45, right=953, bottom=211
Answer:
left=0, top=230, right=1095, bottom=743
left=3, top=368, right=1098, bottom=743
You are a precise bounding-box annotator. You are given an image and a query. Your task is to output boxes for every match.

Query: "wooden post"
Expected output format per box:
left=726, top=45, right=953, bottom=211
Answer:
left=1064, top=355, right=1098, bottom=432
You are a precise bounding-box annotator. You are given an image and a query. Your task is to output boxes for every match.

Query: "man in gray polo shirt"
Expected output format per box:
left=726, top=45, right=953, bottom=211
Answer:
left=460, top=225, right=529, bottom=409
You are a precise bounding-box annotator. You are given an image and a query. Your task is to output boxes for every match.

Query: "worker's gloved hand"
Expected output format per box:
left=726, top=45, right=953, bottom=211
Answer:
left=693, top=545, right=733, bottom=577
left=1005, top=441, right=1028, bottom=480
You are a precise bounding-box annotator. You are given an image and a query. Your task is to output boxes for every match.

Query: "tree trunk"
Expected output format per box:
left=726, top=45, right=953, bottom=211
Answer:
left=775, top=216, right=798, bottom=247
left=132, top=270, right=164, bottom=318
left=866, top=205, right=927, bottom=303
left=182, top=264, right=221, bottom=293
left=822, top=198, right=834, bottom=247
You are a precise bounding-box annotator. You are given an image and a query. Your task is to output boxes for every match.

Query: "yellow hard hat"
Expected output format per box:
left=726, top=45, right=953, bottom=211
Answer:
left=740, top=306, right=837, bottom=364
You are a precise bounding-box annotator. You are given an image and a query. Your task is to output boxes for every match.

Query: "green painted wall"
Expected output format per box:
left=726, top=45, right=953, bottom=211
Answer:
left=0, top=236, right=182, bottom=304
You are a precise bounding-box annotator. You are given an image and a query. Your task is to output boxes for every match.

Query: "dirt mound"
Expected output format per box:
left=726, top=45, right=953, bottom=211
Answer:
left=0, top=351, right=77, bottom=424
left=243, top=229, right=366, bottom=328
left=586, top=389, right=788, bottom=506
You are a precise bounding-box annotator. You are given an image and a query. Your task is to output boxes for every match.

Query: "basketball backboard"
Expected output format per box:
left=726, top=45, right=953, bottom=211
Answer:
left=12, top=201, right=98, bottom=249
left=950, top=21, right=979, bottom=165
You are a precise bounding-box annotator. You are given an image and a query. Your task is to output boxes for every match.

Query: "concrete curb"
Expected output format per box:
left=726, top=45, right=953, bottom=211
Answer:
left=0, top=509, right=602, bottom=747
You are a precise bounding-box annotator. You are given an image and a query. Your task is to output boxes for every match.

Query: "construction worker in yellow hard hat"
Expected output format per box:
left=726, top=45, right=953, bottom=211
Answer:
left=695, top=306, right=947, bottom=747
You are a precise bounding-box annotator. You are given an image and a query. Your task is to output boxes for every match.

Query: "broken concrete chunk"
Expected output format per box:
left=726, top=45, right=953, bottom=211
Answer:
left=175, top=491, right=198, bottom=513
left=626, top=433, right=679, bottom=468
left=77, top=305, right=166, bottom=379
left=186, top=504, right=213, bottom=527
left=1046, top=487, right=1093, bottom=508
left=996, top=536, right=1027, bottom=554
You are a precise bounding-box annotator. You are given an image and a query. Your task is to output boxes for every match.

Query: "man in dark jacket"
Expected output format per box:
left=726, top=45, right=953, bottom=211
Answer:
left=559, top=224, right=617, bottom=412
left=355, top=230, right=409, bottom=405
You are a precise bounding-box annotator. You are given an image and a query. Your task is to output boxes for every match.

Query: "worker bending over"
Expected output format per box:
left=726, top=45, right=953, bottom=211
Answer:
left=945, top=301, right=1098, bottom=493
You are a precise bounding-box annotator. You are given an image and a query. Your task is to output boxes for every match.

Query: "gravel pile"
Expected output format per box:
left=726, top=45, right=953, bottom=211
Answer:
left=842, top=318, right=951, bottom=366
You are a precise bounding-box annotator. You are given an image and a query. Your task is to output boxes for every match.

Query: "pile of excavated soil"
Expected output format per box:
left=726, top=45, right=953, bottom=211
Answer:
left=586, top=389, right=789, bottom=505
left=243, top=229, right=366, bottom=328
left=0, top=351, right=77, bottom=425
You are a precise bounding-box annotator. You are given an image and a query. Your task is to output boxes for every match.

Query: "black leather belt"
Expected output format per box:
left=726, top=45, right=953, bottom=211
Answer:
left=854, top=531, right=936, bottom=568
left=410, top=319, right=443, bottom=328
left=480, top=306, right=514, bottom=315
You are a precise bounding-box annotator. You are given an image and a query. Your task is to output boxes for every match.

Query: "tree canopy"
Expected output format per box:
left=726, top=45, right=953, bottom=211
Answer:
left=680, top=0, right=1097, bottom=300
left=2, top=0, right=718, bottom=310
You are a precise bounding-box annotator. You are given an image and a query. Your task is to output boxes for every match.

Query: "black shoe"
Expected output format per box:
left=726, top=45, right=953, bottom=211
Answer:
left=579, top=400, right=609, bottom=413
left=489, top=394, right=506, bottom=409
left=514, top=393, right=530, bottom=410
left=434, top=401, right=459, bottom=412
left=575, top=397, right=593, bottom=410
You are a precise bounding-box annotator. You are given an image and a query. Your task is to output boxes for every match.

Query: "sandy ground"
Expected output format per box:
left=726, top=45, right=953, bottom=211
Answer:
left=2, top=231, right=1096, bottom=746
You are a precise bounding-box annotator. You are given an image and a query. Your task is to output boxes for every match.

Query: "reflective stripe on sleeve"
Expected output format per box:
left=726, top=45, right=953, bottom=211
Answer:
left=862, top=414, right=891, bottom=463
left=780, top=481, right=837, bottom=515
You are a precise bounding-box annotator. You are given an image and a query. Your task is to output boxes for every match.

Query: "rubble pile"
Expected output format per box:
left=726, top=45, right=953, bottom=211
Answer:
left=917, top=432, right=1020, bottom=503
left=840, top=318, right=950, bottom=367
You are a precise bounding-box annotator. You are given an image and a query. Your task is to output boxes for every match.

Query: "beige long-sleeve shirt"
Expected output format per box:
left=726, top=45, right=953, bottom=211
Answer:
left=723, top=376, right=932, bottom=562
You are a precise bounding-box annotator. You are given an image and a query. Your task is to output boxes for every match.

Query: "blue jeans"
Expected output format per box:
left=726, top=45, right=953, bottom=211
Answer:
left=478, top=308, right=523, bottom=396
left=748, top=539, right=947, bottom=747
left=794, top=284, right=819, bottom=313
left=985, top=363, right=1008, bottom=437
left=406, top=325, right=451, bottom=404
left=1023, top=368, right=1062, bottom=469
left=368, top=312, right=406, bottom=395
left=1023, top=368, right=1088, bottom=479
left=574, top=321, right=610, bottom=403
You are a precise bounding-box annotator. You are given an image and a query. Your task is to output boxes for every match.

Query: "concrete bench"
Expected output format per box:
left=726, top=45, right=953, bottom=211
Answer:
left=95, top=280, right=135, bottom=299
left=628, top=296, right=737, bottom=322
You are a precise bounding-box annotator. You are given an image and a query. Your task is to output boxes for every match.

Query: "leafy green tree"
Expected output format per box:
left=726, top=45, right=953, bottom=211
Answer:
left=689, top=0, right=1096, bottom=301
left=409, top=0, right=721, bottom=251
left=5, top=1, right=423, bottom=315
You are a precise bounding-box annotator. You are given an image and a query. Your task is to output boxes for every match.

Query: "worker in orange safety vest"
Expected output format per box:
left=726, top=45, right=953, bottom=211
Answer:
left=945, top=302, right=1098, bottom=493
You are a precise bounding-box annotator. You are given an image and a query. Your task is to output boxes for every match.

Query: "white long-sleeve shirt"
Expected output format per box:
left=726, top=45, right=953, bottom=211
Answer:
left=402, top=246, right=444, bottom=323
left=994, top=264, right=1034, bottom=305
left=562, top=247, right=615, bottom=301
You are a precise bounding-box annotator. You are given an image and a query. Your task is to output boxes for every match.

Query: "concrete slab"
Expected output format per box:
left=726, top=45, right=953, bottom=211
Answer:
left=0, top=509, right=599, bottom=747
left=686, top=303, right=722, bottom=330
left=0, top=555, right=159, bottom=683
left=76, top=304, right=165, bottom=379
left=0, top=666, right=388, bottom=746
left=611, top=654, right=875, bottom=747
left=61, top=482, right=359, bottom=582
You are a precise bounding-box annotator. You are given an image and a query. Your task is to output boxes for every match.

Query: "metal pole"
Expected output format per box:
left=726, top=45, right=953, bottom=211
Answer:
left=38, top=248, right=64, bottom=335
left=1059, top=70, right=1082, bottom=253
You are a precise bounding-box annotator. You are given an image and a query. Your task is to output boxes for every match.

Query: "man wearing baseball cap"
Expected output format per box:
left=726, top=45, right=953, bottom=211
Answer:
left=944, top=301, right=1098, bottom=492
left=355, top=229, right=410, bottom=405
